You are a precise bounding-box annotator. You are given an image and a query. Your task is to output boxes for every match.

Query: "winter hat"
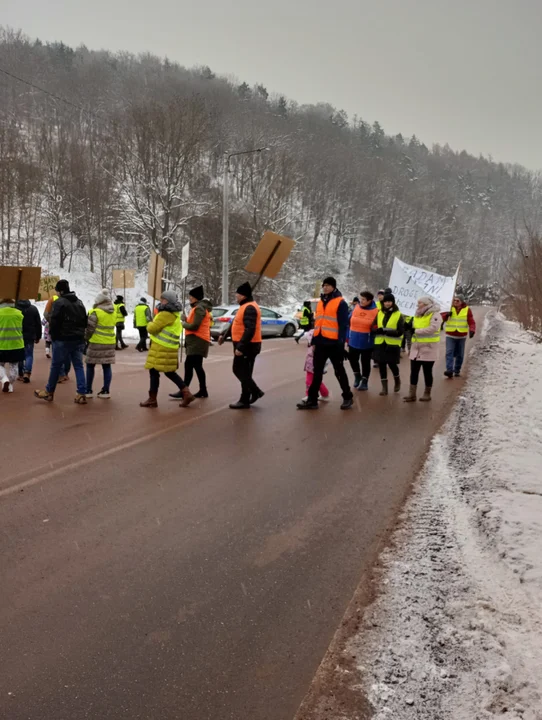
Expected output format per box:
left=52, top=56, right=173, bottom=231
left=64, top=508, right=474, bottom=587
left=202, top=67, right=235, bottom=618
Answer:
left=384, top=287, right=393, bottom=294
left=454, top=293, right=465, bottom=302
left=236, top=281, right=252, bottom=298
left=55, top=279, right=70, bottom=294
left=115, top=295, right=124, bottom=303
left=140, top=297, right=147, bottom=303
left=377, top=288, right=385, bottom=296
left=322, top=277, right=337, bottom=289
left=189, top=285, right=204, bottom=301
left=353, top=296, right=360, bottom=303
left=383, top=292, right=396, bottom=304
left=160, top=290, right=178, bottom=305
left=94, top=288, right=112, bottom=306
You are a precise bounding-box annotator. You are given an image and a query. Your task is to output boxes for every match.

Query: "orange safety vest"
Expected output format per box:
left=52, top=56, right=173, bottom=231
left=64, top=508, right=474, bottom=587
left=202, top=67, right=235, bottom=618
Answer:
left=185, top=306, right=211, bottom=342
left=231, top=301, right=262, bottom=343
left=350, top=304, right=378, bottom=334
left=314, top=296, right=342, bottom=340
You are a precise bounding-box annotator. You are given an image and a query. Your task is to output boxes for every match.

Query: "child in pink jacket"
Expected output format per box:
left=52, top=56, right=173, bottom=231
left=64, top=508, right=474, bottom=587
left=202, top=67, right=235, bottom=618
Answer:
left=302, top=329, right=330, bottom=401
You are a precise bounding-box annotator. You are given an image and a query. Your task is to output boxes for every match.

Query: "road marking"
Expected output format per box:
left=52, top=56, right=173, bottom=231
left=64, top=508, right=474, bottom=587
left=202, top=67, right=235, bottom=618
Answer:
left=0, top=376, right=298, bottom=499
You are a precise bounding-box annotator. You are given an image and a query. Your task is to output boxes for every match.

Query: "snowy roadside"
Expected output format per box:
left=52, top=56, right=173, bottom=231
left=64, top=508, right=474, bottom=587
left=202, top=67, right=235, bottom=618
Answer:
left=297, top=311, right=542, bottom=720
left=343, top=311, right=542, bottom=719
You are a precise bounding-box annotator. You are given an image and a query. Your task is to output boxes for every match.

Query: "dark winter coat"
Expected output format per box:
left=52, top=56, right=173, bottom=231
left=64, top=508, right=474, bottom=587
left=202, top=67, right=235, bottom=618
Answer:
left=372, top=304, right=405, bottom=365
left=15, top=300, right=42, bottom=343
left=312, top=289, right=350, bottom=346
left=49, top=292, right=87, bottom=342
left=182, top=298, right=213, bottom=358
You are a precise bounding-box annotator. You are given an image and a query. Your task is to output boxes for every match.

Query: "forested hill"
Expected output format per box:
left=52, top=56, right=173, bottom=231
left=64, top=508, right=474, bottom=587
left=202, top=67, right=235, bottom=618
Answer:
left=0, top=27, right=539, bottom=303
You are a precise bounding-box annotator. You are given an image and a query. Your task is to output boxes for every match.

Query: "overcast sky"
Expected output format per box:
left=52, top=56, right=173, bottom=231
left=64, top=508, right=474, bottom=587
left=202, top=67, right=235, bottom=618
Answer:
left=4, top=0, right=542, bottom=168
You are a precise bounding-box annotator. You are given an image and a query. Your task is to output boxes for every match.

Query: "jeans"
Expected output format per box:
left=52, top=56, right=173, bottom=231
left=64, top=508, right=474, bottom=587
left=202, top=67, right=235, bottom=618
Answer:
left=184, top=354, right=207, bottom=391
left=446, top=336, right=466, bottom=374
left=18, top=342, right=35, bottom=375
left=410, top=360, right=435, bottom=387
left=348, top=347, right=373, bottom=379
left=232, top=348, right=262, bottom=404
left=308, top=344, right=352, bottom=403
left=148, top=368, right=185, bottom=395
left=47, top=340, right=86, bottom=394
left=86, top=363, right=112, bottom=393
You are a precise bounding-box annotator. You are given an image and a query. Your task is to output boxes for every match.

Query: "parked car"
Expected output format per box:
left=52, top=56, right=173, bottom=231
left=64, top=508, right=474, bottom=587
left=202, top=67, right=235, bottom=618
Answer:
left=211, top=305, right=298, bottom=339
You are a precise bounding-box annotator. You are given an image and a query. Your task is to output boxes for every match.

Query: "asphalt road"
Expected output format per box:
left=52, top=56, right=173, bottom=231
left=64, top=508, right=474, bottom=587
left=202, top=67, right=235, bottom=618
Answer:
left=0, top=323, right=483, bottom=720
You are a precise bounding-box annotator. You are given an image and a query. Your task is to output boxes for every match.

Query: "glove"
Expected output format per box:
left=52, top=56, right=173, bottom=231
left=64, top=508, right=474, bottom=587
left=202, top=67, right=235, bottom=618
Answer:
left=469, top=330, right=475, bottom=339
left=343, top=349, right=349, bottom=361
left=373, top=328, right=384, bottom=335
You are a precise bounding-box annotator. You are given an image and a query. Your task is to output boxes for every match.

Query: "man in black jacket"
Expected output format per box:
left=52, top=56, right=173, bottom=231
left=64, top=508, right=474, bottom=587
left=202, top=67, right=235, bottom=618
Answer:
left=35, top=280, right=88, bottom=404
left=217, top=281, right=265, bottom=409
left=15, top=299, right=42, bottom=382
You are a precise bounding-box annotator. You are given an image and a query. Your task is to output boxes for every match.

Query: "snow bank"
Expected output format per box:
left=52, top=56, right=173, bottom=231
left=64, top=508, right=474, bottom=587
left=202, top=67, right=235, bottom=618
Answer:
left=349, top=312, right=542, bottom=719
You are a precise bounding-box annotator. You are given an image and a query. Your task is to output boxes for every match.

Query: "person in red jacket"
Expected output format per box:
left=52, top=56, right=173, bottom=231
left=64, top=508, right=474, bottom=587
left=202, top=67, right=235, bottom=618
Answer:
left=441, top=295, right=476, bottom=378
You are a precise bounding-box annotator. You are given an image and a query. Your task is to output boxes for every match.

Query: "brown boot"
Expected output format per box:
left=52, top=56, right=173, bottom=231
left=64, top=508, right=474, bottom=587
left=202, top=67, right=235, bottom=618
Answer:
left=379, top=379, right=389, bottom=396
left=140, top=393, right=158, bottom=408
left=179, top=387, right=196, bottom=408
left=403, top=385, right=417, bottom=402
left=393, top=374, right=401, bottom=393
left=419, top=387, right=432, bottom=402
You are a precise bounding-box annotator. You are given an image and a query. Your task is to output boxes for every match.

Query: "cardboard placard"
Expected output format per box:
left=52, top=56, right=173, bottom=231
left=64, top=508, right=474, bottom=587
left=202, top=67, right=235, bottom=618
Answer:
left=147, top=253, right=165, bottom=299
left=39, top=275, right=60, bottom=301
left=245, top=231, right=295, bottom=279
left=112, top=269, right=136, bottom=290
left=0, top=266, right=42, bottom=301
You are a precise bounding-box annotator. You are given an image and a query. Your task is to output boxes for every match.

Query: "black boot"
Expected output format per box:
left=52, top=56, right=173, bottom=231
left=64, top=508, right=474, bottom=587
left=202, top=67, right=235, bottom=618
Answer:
left=229, top=399, right=251, bottom=409
left=394, top=375, right=401, bottom=393
left=194, top=389, right=209, bottom=398
left=340, top=395, right=354, bottom=410
left=353, top=372, right=362, bottom=389
left=250, top=389, right=265, bottom=404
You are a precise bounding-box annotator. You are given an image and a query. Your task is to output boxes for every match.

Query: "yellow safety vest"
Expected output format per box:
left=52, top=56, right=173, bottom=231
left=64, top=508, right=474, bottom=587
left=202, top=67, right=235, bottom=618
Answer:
left=88, top=308, right=116, bottom=345
left=0, top=306, right=24, bottom=351
left=114, top=302, right=126, bottom=324
left=374, top=310, right=403, bottom=346
left=134, top=304, right=149, bottom=327
left=152, top=312, right=182, bottom=350
left=412, top=313, right=441, bottom=343
left=445, top=306, right=469, bottom=335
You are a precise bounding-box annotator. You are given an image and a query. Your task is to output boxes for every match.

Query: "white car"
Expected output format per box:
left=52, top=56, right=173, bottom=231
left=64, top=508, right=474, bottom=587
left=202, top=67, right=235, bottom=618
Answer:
left=211, top=305, right=298, bottom=339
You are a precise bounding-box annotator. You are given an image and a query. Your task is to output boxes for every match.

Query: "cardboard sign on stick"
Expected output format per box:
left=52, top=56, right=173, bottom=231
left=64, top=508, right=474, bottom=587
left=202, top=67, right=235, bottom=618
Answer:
left=39, top=275, right=60, bottom=300
left=245, top=231, right=295, bottom=279
left=147, top=253, right=165, bottom=299
left=0, top=266, right=41, bottom=301
left=112, top=269, right=135, bottom=290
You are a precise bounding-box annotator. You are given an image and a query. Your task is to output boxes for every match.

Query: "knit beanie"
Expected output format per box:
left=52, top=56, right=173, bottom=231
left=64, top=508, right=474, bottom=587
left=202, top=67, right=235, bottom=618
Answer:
left=94, top=288, right=112, bottom=306
left=55, top=279, right=70, bottom=294
left=160, top=290, right=178, bottom=305
left=236, top=281, right=252, bottom=298
left=383, top=292, right=396, bottom=304
left=140, top=297, right=147, bottom=303
left=115, top=295, right=124, bottom=303
left=384, top=287, right=393, bottom=294
left=377, top=288, right=385, bottom=296
left=322, top=277, right=337, bottom=289
left=189, top=285, right=204, bottom=301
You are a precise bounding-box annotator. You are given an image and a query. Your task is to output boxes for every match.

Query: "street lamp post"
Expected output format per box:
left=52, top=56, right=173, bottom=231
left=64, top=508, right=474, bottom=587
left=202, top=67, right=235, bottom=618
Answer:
left=221, top=146, right=268, bottom=305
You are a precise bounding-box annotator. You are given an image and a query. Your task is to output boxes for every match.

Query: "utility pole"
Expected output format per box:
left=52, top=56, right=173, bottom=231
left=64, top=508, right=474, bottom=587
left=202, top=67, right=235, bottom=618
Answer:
left=221, top=146, right=269, bottom=305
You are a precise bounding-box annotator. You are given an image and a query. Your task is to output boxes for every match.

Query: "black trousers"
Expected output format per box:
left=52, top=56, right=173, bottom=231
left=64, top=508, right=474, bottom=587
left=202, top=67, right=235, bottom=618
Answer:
left=348, top=347, right=373, bottom=378
left=410, top=360, right=434, bottom=387
left=148, top=368, right=185, bottom=395
left=379, top=362, right=400, bottom=380
left=308, top=344, right=352, bottom=403
left=184, top=354, right=207, bottom=391
left=233, top=348, right=261, bottom=403
left=116, top=325, right=127, bottom=347
left=136, top=327, right=148, bottom=350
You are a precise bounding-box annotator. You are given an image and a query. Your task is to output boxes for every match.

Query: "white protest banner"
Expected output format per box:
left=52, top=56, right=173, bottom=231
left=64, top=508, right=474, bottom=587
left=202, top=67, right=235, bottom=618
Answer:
left=389, top=257, right=459, bottom=316
left=181, top=242, right=190, bottom=281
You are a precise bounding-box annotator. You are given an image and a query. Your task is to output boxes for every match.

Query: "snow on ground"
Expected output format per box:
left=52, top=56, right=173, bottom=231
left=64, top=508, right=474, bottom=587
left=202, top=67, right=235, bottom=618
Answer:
left=347, top=311, right=542, bottom=719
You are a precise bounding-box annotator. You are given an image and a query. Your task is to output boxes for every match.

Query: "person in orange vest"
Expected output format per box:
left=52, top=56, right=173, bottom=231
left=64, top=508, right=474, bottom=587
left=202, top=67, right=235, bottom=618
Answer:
left=218, top=281, right=264, bottom=409
left=297, top=277, right=353, bottom=410
left=169, top=285, right=212, bottom=400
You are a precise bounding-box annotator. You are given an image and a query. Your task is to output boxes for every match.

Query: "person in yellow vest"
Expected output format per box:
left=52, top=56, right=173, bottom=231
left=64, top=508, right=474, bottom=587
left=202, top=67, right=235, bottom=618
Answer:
left=297, top=277, right=353, bottom=410
left=134, top=298, right=152, bottom=352
left=0, top=298, right=25, bottom=393
left=441, top=294, right=476, bottom=378
left=372, top=292, right=405, bottom=396
left=114, top=295, right=129, bottom=350
left=140, top=290, right=195, bottom=408
left=404, top=296, right=442, bottom=403
left=169, top=285, right=212, bottom=400
left=84, top=289, right=116, bottom=399
left=375, top=289, right=385, bottom=311
left=217, top=281, right=264, bottom=410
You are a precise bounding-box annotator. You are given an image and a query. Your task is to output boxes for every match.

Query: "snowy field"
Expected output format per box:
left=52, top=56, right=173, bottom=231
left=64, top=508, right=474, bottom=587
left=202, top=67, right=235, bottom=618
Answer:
left=345, top=311, right=542, bottom=719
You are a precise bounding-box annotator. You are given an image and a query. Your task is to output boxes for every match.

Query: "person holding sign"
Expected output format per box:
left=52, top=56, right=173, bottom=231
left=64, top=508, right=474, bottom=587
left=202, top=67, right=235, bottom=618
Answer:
left=404, top=296, right=442, bottom=403
left=372, top=293, right=405, bottom=396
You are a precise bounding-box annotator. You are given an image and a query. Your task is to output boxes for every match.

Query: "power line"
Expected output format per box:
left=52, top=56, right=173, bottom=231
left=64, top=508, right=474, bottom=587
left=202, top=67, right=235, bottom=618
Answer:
left=0, top=65, right=91, bottom=116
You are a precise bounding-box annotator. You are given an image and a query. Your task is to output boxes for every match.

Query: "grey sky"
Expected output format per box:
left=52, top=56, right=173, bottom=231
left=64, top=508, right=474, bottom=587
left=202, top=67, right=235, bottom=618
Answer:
left=4, top=0, right=542, bottom=169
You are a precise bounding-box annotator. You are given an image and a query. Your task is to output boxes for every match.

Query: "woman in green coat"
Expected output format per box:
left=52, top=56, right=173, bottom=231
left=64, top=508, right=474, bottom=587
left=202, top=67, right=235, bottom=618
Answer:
left=140, top=291, right=195, bottom=408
